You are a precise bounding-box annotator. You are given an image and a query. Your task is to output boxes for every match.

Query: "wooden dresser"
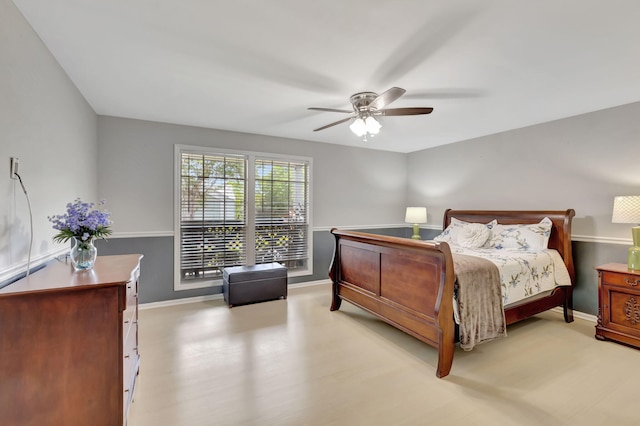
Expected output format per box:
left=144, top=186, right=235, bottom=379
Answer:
left=0, top=254, right=142, bottom=426
left=595, top=263, right=640, bottom=349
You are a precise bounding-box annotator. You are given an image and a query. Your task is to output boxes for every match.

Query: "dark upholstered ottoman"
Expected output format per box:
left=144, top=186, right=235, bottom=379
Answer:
left=222, top=262, right=287, bottom=307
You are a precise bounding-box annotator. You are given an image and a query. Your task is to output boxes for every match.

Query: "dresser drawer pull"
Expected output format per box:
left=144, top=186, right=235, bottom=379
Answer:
left=625, top=278, right=640, bottom=286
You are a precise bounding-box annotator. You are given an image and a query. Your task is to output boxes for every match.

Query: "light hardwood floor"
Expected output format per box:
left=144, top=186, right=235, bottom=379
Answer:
left=128, top=283, right=639, bottom=426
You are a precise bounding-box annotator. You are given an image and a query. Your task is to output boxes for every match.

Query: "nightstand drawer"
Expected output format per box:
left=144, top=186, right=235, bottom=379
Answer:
left=596, top=263, right=640, bottom=349
left=601, top=271, right=640, bottom=289
left=608, top=290, right=640, bottom=332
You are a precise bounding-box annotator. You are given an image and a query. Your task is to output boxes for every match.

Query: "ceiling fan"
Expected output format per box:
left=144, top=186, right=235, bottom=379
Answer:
left=308, top=87, right=433, bottom=141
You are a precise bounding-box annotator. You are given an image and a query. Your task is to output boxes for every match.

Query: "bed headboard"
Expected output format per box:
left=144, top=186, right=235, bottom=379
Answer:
left=443, top=209, right=576, bottom=283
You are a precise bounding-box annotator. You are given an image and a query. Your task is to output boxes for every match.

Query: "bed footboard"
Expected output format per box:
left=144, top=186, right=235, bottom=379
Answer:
left=328, top=229, right=456, bottom=378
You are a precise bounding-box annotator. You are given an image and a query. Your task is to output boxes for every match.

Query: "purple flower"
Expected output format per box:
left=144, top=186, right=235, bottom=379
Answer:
left=48, top=198, right=112, bottom=244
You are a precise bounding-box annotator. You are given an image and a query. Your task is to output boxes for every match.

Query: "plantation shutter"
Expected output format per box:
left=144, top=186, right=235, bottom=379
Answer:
left=180, top=153, right=246, bottom=281
left=254, top=159, right=309, bottom=270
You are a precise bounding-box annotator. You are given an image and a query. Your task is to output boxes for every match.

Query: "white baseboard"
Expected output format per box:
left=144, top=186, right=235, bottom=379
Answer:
left=289, top=279, right=331, bottom=288
left=139, top=293, right=224, bottom=310
left=550, top=307, right=596, bottom=323
left=139, top=279, right=331, bottom=310
left=139, top=281, right=596, bottom=323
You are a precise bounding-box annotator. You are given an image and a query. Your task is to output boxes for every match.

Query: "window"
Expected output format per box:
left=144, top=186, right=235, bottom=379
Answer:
left=175, top=145, right=312, bottom=290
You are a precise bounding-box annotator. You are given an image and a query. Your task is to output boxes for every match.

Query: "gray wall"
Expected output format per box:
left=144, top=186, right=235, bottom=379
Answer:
left=0, top=0, right=97, bottom=284
left=3, top=0, right=636, bottom=316
left=97, top=116, right=408, bottom=232
left=573, top=241, right=629, bottom=315
left=407, top=102, right=640, bottom=315
left=96, top=116, right=409, bottom=302
left=96, top=227, right=412, bottom=304
left=95, top=105, right=640, bottom=314
left=407, top=102, right=640, bottom=239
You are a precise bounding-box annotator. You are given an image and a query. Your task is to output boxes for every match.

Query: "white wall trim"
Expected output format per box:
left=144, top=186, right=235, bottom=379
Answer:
left=289, top=279, right=331, bottom=288
left=0, top=247, right=68, bottom=285
left=571, top=234, right=632, bottom=245
left=110, top=231, right=174, bottom=238
left=141, top=284, right=595, bottom=322
left=423, top=224, right=443, bottom=230
left=139, top=279, right=330, bottom=310
left=106, top=228, right=632, bottom=246
left=123, top=224, right=420, bottom=234
left=139, top=293, right=223, bottom=310
left=550, top=307, right=596, bottom=323
left=314, top=223, right=408, bottom=232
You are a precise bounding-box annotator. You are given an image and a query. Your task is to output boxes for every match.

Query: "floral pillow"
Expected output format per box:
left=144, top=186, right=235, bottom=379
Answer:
left=484, top=217, right=553, bottom=251
left=457, top=223, right=491, bottom=248
left=433, top=218, right=497, bottom=247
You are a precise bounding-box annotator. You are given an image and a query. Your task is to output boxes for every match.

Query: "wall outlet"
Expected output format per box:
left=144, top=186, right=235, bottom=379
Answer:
left=10, top=157, right=19, bottom=179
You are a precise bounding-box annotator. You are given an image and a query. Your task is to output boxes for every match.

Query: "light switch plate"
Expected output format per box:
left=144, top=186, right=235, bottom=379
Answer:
left=10, top=157, right=19, bottom=179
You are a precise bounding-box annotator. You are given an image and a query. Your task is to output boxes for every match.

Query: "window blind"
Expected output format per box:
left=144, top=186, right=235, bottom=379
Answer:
left=254, top=159, right=309, bottom=271
left=179, top=153, right=246, bottom=281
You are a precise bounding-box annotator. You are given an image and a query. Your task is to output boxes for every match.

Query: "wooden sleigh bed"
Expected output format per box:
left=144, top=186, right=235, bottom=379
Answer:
left=328, top=209, right=575, bottom=378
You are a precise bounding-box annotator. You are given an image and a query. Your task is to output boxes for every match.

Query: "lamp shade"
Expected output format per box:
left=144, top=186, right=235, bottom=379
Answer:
left=405, top=207, right=427, bottom=224
left=612, top=196, right=640, bottom=224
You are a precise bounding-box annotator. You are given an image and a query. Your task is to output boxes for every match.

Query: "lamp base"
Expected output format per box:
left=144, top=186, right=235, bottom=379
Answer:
left=630, top=227, right=640, bottom=270
left=411, top=223, right=421, bottom=240
left=629, top=246, right=640, bottom=270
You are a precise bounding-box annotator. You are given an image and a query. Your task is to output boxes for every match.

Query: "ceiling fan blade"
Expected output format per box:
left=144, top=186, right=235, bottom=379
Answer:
left=378, top=107, right=434, bottom=116
left=313, top=116, right=354, bottom=132
left=368, top=87, right=406, bottom=110
left=308, top=107, right=353, bottom=113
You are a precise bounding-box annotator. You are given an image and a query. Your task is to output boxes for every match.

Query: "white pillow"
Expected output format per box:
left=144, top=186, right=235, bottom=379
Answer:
left=433, top=218, right=497, bottom=247
left=484, top=217, right=553, bottom=251
left=457, top=223, right=490, bottom=248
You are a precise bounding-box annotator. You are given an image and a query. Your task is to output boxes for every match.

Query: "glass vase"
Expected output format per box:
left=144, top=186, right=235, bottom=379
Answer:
left=70, top=236, right=97, bottom=271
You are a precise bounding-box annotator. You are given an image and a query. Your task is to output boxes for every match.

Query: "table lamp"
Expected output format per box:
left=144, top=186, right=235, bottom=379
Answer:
left=612, top=195, right=640, bottom=270
left=405, top=207, right=427, bottom=240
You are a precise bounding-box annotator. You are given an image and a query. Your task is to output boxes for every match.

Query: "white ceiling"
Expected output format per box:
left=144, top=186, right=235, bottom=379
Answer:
left=12, top=0, right=640, bottom=153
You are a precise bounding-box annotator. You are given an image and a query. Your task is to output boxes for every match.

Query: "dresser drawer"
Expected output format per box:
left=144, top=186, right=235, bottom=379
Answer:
left=123, top=306, right=135, bottom=330
left=123, top=324, right=139, bottom=423
left=123, top=321, right=138, bottom=383
left=122, top=276, right=138, bottom=326
left=126, top=279, right=138, bottom=306
left=601, top=271, right=640, bottom=289
left=123, top=319, right=139, bottom=405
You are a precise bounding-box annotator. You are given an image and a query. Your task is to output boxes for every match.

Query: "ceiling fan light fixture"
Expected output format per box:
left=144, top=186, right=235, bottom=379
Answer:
left=349, top=117, right=367, bottom=137
left=365, top=116, right=381, bottom=135
left=350, top=116, right=381, bottom=139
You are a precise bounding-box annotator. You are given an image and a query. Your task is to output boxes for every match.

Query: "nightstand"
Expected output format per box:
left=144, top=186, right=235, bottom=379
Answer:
left=595, top=263, right=640, bottom=349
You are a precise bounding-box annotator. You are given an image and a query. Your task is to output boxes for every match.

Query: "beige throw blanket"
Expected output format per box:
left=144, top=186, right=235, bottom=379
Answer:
left=453, top=254, right=506, bottom=350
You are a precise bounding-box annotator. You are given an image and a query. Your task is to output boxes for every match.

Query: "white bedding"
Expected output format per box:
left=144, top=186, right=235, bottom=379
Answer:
left=449, top=247, right=571, bottom=324
left=452, top=247, right=572, bottom=306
